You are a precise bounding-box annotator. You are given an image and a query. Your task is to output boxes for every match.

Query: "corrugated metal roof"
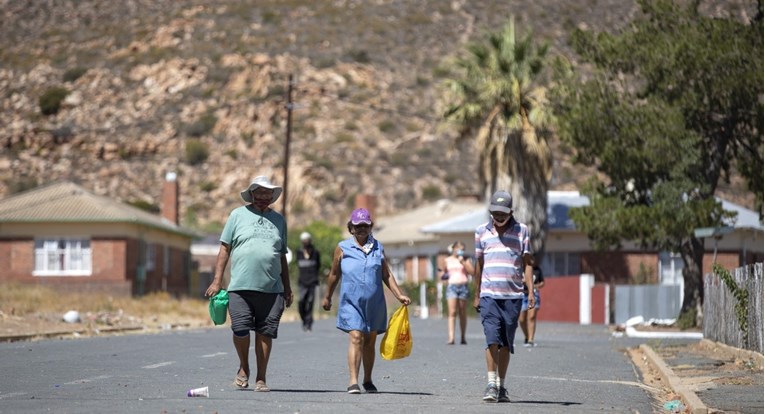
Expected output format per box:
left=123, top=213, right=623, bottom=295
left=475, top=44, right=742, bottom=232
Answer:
left=411, top=192, right=762, bottom=235
left=546, top=191, right=590, bottom=230
left=0, top=181, right=197, bottom=237
left=374, top=199, right=484, bottom=245
left=419, top=208, right=489, bottom=234
left=422, top=191, right=590, bottom=234
left=721, top=199, right=763, bottom=230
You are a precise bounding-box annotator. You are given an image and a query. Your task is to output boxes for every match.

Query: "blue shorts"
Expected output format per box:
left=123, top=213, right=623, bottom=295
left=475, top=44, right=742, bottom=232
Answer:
left=522, top=290, right=541, bottom=311
left=479, top=296, right=522, bottom=353
left=446, top=283, right=469, bottom=300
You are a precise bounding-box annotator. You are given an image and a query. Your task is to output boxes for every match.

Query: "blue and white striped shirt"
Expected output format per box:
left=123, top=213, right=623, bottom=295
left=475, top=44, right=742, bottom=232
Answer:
left=475, top=219, right=531, bottom=299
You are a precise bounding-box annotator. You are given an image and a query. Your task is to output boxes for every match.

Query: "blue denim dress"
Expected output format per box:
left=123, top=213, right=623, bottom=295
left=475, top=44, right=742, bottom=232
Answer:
left=336, top=236, right=387, bottom=333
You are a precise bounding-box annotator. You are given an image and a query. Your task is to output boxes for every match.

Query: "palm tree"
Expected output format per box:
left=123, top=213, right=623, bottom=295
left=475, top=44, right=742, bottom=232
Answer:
left=442, top=19, right=555, bottom=259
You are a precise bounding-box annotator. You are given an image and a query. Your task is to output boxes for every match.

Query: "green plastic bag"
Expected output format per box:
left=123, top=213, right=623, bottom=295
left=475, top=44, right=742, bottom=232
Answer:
left=208, top=289, right=229, bottom=325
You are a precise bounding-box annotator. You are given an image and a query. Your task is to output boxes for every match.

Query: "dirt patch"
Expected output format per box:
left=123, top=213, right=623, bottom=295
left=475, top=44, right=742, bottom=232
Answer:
left=630, top=339, right=764, bottom=413
left=0, top=309, right=213, bottom=341
left=656, top=341, right=763, bottom=373
left=628, top=347, right=680, bottom=408
left=715, top=375, right=756, bottom=386
left=0, top=284, right=305, bottom=341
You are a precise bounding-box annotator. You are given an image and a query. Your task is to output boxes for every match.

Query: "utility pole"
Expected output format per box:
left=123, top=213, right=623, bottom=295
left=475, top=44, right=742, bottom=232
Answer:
left=282, top=74, right=294, bottom=220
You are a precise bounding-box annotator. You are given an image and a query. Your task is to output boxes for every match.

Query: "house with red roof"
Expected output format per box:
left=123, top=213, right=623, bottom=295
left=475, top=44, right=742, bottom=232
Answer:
left=0, top=173, right=197, bottom=296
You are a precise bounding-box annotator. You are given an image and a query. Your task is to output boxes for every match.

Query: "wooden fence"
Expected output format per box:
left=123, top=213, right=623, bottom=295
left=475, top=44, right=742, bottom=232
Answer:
left=703, top=263, right=763, bottom=354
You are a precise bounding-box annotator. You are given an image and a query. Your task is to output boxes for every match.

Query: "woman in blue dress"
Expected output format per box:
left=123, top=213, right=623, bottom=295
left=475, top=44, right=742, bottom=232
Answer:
left=322, top=208, right=411, bottom=394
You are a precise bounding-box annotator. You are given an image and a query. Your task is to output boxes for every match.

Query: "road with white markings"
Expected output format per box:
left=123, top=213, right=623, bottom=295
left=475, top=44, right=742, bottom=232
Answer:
left=0, top=316, right=683, bottom=413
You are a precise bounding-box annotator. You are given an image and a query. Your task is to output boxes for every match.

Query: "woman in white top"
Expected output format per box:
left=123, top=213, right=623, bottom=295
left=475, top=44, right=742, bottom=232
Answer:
left=442, top=241, right=474, bottom=345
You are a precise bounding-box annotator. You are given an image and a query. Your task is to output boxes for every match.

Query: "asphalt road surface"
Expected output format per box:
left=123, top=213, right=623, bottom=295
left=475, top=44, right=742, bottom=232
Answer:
left=0, top=316, right=674, bottom=413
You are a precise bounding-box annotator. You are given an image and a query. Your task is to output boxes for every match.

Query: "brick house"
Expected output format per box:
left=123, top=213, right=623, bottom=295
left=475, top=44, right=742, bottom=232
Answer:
left=0, top=173, right=197, bottom=296
left=374, top=192, right=762, bottom=323
left=375, top=191, right=763, bottom=285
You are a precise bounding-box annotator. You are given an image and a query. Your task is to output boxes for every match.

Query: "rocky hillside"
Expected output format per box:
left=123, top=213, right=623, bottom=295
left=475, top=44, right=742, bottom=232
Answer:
left=0, top=0, right=756, bottom=231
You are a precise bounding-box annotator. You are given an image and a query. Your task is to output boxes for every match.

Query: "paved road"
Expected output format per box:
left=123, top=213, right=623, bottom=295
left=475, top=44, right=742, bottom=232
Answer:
left=0, top=317, right=685, bottom=413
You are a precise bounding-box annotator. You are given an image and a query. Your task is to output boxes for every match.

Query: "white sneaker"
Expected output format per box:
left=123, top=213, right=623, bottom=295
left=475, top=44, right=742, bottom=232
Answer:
left=482, top=384, right=498, bottom=402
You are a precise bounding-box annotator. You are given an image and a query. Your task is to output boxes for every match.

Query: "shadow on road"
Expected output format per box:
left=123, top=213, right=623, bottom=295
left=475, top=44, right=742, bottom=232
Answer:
left=511, top=400, right=582, bottom=406
left=371, top=391, right=433, bottom=396
left=268, top=389, right=433, bottom=396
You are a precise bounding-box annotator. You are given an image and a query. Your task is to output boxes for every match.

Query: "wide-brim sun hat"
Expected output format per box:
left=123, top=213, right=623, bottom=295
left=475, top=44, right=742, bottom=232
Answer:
left=240, top=176, right=283, bottom=204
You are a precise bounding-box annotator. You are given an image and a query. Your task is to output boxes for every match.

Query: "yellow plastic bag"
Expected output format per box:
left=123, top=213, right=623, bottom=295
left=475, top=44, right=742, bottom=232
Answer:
left=380, top=305, right=412, bottom=360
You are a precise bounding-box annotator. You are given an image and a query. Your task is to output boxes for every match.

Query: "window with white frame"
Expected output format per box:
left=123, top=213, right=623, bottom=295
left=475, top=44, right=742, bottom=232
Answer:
left=34, top=238, right=92, bottom=276
left=539, top=252, right=581, bottom=277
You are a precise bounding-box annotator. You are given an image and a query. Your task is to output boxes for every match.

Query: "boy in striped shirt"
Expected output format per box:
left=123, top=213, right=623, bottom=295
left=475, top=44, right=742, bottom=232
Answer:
left=473, top=190, right=535, bottom=403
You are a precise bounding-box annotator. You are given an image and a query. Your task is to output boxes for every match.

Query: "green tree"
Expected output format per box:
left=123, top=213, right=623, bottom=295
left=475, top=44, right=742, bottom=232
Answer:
left=552, top=0, right=763, bottom=326
left=442, top=19, right=555, bottom=258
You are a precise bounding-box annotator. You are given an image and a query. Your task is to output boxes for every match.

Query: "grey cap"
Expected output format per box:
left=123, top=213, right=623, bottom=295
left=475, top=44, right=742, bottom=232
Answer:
left=489, top=191, right=512, bottom=213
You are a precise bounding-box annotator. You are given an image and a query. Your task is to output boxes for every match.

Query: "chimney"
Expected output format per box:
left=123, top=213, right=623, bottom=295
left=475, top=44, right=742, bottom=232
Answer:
left=161, top=172, right=179, bottom=225
left=355, top=193, right=376, bottom=220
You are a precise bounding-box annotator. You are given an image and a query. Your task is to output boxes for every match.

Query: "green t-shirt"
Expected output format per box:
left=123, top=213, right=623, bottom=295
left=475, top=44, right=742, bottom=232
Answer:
left=220, top=205, right=287, bottom=293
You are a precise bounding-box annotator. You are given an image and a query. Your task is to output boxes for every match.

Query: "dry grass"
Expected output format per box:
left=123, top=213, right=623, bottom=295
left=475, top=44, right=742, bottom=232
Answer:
left=0, top=283, right=301, bottom=340
left=0, top=283, right=209, bottom=320
left=0, top=283, right=212, bottom=339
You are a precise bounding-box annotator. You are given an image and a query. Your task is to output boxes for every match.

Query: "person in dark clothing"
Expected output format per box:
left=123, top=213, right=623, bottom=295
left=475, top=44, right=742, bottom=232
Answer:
left=297, top=231, right=321, bottom=331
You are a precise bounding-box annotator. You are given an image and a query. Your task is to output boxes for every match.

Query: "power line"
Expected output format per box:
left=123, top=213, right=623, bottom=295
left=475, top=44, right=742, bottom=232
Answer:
left=281, top=74, right=294, bottom=220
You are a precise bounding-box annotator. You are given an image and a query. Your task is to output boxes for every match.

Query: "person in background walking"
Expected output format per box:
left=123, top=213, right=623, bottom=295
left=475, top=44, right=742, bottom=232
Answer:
left=473, top=191, right=534, bottom=403
left=443, top=241, right=474, bottom=345
left=520, top=265, right=545, bottom=347
left=322, top=208, right=411, bottom=394
left=205, top=175, right=293, bottom=393
left=297, top=231, right=321, bottom=332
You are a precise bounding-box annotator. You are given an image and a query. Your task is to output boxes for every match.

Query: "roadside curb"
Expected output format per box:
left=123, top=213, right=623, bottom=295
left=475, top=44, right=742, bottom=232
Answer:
left=639, top=344, right=708, bottom=414
left=0, top=325, right=145, bottom=343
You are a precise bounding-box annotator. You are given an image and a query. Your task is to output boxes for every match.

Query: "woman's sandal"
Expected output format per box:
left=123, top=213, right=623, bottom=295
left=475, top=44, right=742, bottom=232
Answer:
left=234, top=372, right=249, bottom=389
left=255, top=380, right=270, bottom=392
